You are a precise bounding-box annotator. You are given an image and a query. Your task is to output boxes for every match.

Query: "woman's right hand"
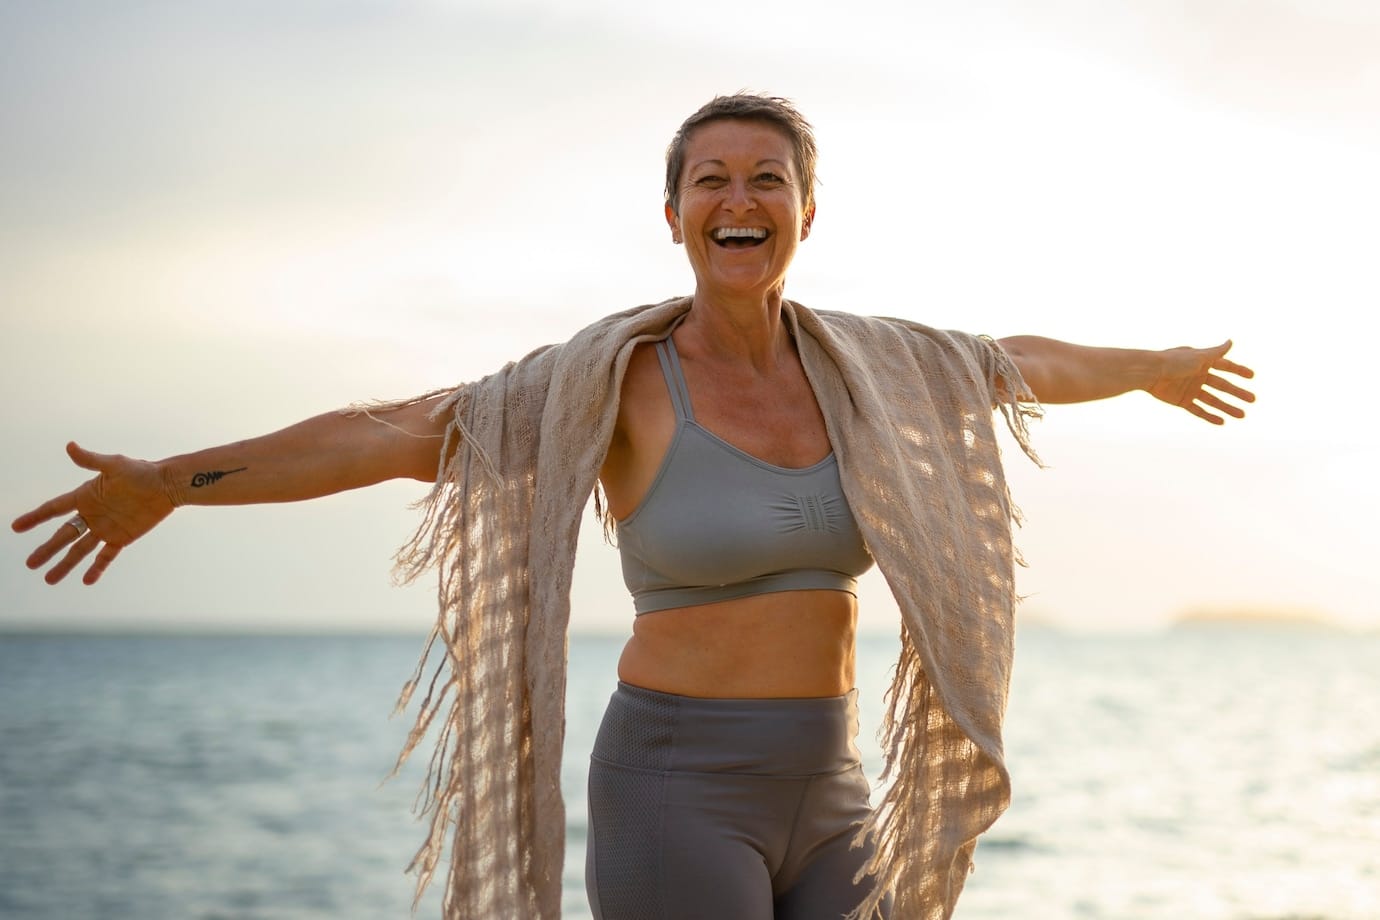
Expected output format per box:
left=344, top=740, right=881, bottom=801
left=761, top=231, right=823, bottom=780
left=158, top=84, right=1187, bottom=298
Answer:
left=11, top=442, right=175, bottom=586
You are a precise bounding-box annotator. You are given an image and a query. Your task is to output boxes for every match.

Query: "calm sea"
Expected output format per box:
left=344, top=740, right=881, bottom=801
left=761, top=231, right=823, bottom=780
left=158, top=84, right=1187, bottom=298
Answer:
left=1, top=630, right=1376, bottom=920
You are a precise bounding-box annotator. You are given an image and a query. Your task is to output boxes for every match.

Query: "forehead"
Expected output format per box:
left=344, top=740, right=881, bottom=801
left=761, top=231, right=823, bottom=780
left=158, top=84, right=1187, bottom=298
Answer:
left=682, top=119, right=796, bottom=171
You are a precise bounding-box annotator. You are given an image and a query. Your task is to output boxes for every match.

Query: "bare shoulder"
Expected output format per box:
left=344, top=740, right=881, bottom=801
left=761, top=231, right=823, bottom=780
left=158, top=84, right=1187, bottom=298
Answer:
left=599, top=342, right=676, bottom=520
left=614, top=342, right=672, bottom=439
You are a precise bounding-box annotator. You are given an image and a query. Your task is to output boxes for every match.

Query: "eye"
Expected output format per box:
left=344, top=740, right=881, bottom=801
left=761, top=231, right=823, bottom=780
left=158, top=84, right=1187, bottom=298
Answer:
left=754, top=172, right=785, bottom=185
left=692, top=175, right=727, bottom=187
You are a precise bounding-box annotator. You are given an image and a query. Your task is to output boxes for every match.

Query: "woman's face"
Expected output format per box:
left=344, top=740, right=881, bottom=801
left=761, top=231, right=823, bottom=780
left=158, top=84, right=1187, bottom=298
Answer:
left=666, top=119, right=814, bottom=304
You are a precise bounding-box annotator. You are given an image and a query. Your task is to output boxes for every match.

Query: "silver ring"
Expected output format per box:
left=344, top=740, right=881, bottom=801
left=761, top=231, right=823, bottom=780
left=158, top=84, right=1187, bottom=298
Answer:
left=64, top=515, right=89, bottom=537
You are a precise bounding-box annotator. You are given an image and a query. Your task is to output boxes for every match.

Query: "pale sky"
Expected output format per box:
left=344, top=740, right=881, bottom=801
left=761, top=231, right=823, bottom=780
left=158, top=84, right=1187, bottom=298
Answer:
left=3, top=0, right=1377, bottom=634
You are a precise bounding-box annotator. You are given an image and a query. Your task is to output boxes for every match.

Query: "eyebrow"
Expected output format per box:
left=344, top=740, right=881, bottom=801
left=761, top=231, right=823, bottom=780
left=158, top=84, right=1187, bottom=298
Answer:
left=689, top=158, right=790, bottom=171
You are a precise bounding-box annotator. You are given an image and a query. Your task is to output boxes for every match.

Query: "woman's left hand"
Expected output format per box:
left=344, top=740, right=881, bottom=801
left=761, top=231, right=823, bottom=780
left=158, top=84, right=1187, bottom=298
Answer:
left=1146, top=340, right=1255, bottom=424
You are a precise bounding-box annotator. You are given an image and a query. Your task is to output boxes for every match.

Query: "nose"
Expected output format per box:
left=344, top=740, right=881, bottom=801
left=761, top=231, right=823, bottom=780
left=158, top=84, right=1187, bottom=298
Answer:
left=721, top=177, right=757, bottom=215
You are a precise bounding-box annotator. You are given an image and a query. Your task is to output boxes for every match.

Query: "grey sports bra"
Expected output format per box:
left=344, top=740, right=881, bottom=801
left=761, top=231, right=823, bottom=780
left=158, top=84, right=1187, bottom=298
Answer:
left=617, top=335, right=875, bottom=615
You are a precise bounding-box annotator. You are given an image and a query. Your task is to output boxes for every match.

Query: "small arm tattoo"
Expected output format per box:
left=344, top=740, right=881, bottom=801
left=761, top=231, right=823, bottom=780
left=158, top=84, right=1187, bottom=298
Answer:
left=190, top=467, right=248, bottom=488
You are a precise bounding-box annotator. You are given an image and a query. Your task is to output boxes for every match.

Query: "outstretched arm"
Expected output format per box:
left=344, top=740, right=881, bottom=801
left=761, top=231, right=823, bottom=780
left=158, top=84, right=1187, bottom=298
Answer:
left=11, top=396, right=450, bottom=585
left=997, top=336, right=1256, bottom=424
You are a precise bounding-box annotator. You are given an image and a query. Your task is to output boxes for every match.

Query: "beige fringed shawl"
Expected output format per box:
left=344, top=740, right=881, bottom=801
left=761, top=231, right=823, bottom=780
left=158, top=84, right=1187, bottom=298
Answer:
left=389, top=295, right=1040, bottom=920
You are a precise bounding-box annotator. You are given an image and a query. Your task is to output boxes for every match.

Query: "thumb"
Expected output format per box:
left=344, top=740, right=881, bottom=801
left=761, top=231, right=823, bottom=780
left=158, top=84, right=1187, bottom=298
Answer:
left=66, top=441, right=110, bottom=473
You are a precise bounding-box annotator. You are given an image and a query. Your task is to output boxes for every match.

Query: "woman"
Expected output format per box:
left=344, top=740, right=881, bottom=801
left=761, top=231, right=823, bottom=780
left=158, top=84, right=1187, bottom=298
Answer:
left=13, top=94, right=1253, bottom=920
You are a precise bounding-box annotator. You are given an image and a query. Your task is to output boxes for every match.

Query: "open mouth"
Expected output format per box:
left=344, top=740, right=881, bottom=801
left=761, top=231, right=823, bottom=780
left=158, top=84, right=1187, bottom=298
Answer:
left=711, top=227, right=769, bottom=249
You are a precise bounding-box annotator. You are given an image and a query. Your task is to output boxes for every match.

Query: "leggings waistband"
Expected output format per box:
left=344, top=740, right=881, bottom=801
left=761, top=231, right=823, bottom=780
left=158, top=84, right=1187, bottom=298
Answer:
left=591, top=681, right=862, bottom=775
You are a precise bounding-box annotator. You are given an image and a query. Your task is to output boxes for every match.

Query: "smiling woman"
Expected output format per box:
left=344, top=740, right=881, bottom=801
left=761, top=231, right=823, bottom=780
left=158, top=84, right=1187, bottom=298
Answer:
left=665, top=119, right=814, bottom=308
left=11, top=93, right=1254, bottom=920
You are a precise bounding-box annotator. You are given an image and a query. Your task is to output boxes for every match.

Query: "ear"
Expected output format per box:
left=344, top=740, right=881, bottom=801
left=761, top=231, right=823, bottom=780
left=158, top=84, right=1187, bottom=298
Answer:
left=665, top=203, right=682, bottom=244
left=800, top=204, right=816, bottom=241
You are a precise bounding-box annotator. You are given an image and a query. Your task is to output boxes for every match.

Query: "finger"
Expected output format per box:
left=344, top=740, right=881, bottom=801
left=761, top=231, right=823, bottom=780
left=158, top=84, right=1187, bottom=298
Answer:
left=1185, top=401, right=1225, bottom=425
left=44, top=531, right=101, bottom=585
left=83, top=544, right=123, bottom=586
left=1197, top=391, right=1246, bottom=419
left=1212, top=357, right=1255, bottom=380
left=25, top=517, right=84, bottom=568
left=12, top=489, right=81, bottom=533
left=1204, top=374, right=1256, bottom=403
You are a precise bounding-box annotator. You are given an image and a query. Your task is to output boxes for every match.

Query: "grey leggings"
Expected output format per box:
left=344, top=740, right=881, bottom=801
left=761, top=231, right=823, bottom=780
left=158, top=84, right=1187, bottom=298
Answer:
left=585, top=682, right=893, bottom=920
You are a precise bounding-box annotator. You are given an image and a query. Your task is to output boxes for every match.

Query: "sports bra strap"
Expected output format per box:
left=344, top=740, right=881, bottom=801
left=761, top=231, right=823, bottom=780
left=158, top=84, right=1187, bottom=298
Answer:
left=654, top=338, right=696, bottom=421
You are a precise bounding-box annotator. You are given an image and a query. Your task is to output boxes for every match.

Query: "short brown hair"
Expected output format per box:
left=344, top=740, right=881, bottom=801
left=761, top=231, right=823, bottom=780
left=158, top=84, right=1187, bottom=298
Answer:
left=664, top=94, right=818, bottom=215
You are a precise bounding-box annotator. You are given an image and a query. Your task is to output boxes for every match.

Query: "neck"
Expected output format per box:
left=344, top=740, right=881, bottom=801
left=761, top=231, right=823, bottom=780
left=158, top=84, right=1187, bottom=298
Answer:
left=680, top=288, right=793, bottom=371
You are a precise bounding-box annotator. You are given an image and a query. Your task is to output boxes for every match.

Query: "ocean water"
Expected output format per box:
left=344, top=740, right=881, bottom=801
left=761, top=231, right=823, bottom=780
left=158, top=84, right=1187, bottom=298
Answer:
left=1, top=629, right=1376, bottom=920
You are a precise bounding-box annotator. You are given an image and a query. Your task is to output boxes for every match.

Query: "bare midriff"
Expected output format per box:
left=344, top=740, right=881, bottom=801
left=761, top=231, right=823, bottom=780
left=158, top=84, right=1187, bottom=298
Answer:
left=616, top=588, right=858, bottom=699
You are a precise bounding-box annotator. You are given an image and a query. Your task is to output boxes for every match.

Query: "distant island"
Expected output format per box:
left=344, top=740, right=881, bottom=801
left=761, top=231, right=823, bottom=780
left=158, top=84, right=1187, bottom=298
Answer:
left=1170, top=606, right=1341, bottom=631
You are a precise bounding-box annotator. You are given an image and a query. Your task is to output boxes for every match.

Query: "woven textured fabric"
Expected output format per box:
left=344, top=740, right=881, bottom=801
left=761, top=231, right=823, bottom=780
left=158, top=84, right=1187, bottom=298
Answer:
left=385, top=296, right=1040, bottom=920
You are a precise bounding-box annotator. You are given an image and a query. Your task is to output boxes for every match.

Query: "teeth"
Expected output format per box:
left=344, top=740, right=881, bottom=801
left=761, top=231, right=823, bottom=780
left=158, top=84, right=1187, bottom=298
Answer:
left=712, top=227, right=768, bottom=241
